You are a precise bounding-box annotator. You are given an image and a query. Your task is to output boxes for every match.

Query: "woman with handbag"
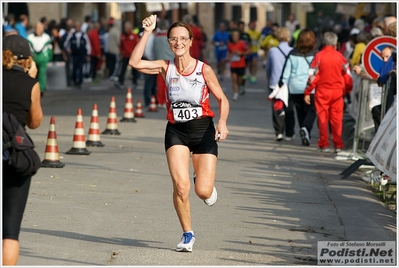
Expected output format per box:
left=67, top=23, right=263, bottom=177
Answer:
left=3, top=34, right=43, bottom=265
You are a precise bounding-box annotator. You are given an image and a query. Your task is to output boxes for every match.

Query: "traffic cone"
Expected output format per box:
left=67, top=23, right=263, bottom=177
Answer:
left=102, top=96, right=121, bottom=135
left=120, top=88, right=136, bottom=122
left=135, top=100, right=145, bottom=118
left=66, top=108, right=91, bottom=155
left=41, top=117, right=65, bottom=168
left=86, top=104, right=105, bottom=147
left=148, top=95, right=158, bottom=112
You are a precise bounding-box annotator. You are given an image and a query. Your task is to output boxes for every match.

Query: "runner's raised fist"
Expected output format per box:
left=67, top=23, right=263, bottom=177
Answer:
left=142, top=14, right=157, bottom=32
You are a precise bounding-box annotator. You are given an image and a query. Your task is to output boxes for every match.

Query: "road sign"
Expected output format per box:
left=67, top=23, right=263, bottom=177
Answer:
left=362, top=36, right=397, bottom=80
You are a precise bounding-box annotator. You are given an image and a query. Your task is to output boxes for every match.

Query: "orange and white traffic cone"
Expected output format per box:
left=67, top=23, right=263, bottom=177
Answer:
left=120, top=88, right=136, bottom=122
left=41, top=117, right=65, bottom=168
left=148, top=95, right=158, bottom=112
left=102, top=96, right=121, bottom=135
left=86, top=104, right=105, bottom=147
left=66, top=108, right=91, bottom=155
left=135, top=100, right=145, bottom=118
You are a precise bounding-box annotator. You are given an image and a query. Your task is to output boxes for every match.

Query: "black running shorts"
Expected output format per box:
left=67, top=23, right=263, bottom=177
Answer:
left=165, top=117, right=218, bottom=156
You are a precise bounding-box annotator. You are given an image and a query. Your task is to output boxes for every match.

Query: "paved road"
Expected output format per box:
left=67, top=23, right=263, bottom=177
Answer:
left=17, top=67, right=396, bottom=266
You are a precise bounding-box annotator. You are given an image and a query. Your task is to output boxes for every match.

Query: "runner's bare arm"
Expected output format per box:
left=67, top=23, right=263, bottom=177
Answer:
left=129, top=14, right=166, bottom=75
left=203, top=64, right=229, bottom=141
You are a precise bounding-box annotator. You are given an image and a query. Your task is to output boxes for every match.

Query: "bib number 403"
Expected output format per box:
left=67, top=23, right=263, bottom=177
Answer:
left=173, top=107, right=202, bottom=122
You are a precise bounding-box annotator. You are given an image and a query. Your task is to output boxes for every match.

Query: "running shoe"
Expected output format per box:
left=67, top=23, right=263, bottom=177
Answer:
left=176, top=231, right=195, bottom=252
left=249, top=76, right=257, bottom=84
left=334, top=148, right=343, bottom=154
left=284, top=134, right=295, bottom=141
left=232, top=93, right=238, bottom=101
left=204, top=187, right=217, bottom=206
left=275, top=134, right=283, bottom=141
left=300, top=127, right=310, bottom=146
left=319, top=147, right=330, bottom=153
left=239, top=85, right=246, bottom=95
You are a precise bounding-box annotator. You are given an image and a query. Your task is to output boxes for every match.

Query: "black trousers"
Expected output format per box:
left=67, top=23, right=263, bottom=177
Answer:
left=285, top=94, right=317, bottom=138
left=72, top=55, right=85, bottom=86
left=271, top=93, right=316, bottom=137
left=118, top=57, right=140, bottom=85
left=3, top=166, right=31, bottom=240
left=90, top=56, right=99, bottom=80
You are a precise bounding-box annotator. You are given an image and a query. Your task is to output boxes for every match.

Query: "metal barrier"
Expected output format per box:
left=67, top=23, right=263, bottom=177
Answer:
left=340, top=73, right=377, bottom=161
left=340, top=73, right=397, bottom=180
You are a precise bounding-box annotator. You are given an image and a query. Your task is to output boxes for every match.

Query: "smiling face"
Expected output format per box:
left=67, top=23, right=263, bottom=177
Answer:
left=168, top=26, right=192, bottom=57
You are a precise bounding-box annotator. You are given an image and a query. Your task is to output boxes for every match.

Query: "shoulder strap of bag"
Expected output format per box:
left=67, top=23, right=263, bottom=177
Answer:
left=277, top=46, right=288, bottom=59
left=303, top=54, right=311, bottom=66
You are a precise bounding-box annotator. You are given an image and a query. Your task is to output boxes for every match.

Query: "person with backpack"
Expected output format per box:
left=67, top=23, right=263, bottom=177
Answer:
left=3, top=34, right=43, bottom=265
left=280, top=29, right=318, bottom=146
left=265, top=27, right=293, bottom=141
left=64, top=21, right=91, bottom=88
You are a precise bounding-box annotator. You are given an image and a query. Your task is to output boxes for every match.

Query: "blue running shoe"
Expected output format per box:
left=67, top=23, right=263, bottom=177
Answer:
left=176, top=231, right=195, bottom=252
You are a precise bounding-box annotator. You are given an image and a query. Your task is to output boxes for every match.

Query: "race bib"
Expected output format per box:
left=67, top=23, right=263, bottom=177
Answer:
left=172, top=102, right=202, bottom=123
left=231, top=54, right=241, bottom=62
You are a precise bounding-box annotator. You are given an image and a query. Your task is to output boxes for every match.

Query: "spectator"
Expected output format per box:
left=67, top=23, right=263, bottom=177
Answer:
left=246, top=20, right=261, bottom=84
left=3, top=14, right=17, bottom=36
left=88, top=22, right=102, bottom=83
left=304, top=32, right=353, bottom=153
left=107, top=20, right=121, bottom=81
left=64, top=21, right=91, bottom=88
left=81, top=15, right=92, bottom=33
left=98, top=17, right=108, bottom=73
left=285, top=14, right=299, bottom=36
left=153, top=19, right=174, bottom=108
left=290, top=24, right=301, bottom=47
left=265, top=27, right=293, bottom=141
left=40, top=16, right=50, bottom=36
left=103, top=23, right=112, bottom=78
left=51, top=22, right=66, bottom=62
left=227, top=29, right=250, bottom=101
left=3, top=34, right=43, bottom=266
left=383, top=16, right=396, bottom=35
left=350, top=31, right=368, bottom=67
left=27, top=22, right=53, bottom=95
left=15, top=14, right=29, bottom=38
left=371, top=46, right=395, bottom=132
left=280, top=28, right=318, bottom=146
left=212, top=22, right=230, bottom=81
left=115, top=21, right=140, bottom=90
left=182, top=14, right=203, bottom=59
left=337, top=28, right=350, bottom=56
left=60, top=18, right=74, bottom=86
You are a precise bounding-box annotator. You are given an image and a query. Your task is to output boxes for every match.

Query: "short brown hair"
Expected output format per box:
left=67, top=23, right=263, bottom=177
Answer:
left=296, top=29, right=316, bottom=54
left=167, top=21, right=193, bottom=39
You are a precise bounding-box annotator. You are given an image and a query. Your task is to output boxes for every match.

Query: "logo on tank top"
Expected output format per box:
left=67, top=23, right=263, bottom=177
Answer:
left=196, top=72, right=202, bottom=75
left=190, top=78, right=203, bottom=87
left=170, top=78, right=179, bottom=84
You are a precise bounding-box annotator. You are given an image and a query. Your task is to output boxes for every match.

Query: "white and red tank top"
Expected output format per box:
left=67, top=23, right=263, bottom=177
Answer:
left=165, top=59, right=215, bottom=124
